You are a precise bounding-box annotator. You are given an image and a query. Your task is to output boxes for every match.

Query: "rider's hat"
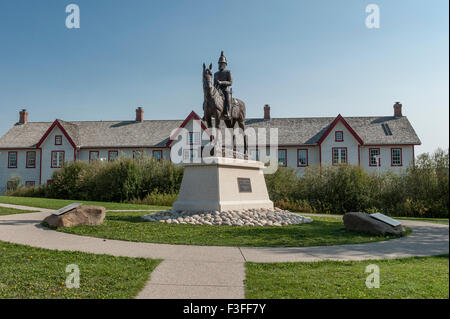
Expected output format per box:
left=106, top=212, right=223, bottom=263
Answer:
left=218, top=51, right=227, bottom=64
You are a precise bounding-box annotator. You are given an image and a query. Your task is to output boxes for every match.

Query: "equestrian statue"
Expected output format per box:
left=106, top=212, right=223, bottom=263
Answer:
left=202, top=51, right=247, bottom=154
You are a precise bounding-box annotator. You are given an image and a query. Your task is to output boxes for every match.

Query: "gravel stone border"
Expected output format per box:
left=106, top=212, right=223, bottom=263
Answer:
left=141, top=207, right=313, bottom=226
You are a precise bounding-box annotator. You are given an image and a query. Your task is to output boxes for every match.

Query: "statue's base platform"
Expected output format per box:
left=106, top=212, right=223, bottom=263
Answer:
left=173, top=157, right=274, bottom=212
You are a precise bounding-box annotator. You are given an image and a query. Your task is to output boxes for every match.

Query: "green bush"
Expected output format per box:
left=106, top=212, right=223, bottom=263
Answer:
left=7, top=155, right=183, bottom=204
left=264, top=148, right=449, bottom=218
left=7, top=149, right=448, bottom=218
left=300, top=164, right=376, bottom=214
left=90, top=158, right=142, bottom=202
left=265, top=166, right=301, bottom=202
left=5, top=185, right=47, bottom=198
left=6, top=176, right=21, bottom=192
left=47, top=161, right=91, bottom=200
left=129, top=191, right=178, bottom=207
left=138, top=158, right=184, bottom=196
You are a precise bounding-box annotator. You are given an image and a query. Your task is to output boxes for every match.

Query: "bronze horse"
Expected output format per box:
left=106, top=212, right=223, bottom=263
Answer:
left=202, top=63, right=247, bottom=154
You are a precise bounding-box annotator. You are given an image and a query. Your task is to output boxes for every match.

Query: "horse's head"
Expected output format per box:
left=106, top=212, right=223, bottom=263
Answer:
left=203, top=63, right=213, bottom=89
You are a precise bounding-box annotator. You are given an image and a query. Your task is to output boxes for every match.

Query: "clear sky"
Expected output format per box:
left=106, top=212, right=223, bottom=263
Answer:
left=0, top=0, right=448, bottom=155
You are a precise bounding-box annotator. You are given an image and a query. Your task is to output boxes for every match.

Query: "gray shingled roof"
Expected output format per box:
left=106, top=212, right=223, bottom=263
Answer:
left=243, top=116, right=421, bottom=145
left=74, top=120, right=183, bottom=147
left=0, top=115, right=420, bottom=149
left=0, top=122, right=51, bottom=148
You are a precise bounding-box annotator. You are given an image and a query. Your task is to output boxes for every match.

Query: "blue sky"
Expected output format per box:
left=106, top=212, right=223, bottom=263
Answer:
left=0, top=0, right=448, bottom=154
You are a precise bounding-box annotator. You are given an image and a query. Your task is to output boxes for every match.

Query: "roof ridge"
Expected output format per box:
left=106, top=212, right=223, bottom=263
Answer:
left=18, top=115, right=405, bottom=124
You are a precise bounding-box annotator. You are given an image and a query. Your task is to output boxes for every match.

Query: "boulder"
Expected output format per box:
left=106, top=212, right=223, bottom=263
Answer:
left=43, top=205, right=106, bottom=228
left=343, top=212, right=406, bottom=236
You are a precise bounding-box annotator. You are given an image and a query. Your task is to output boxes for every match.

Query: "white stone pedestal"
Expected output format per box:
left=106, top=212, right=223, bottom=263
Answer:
left=173, top=157, right=274, bottom=212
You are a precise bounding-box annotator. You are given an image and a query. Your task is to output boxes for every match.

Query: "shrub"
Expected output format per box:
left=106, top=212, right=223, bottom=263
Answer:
left=274, top=198, right=313, bottom=213
left=46, top=161, right=91, bottom=200
left=6, top=149, right=448, bottom=218
left=129, top=191, right=178, bottom=207
left=265, top=166, right=301, bottom=202
left=6, top=176, right=21, bottom=192
left=138, top=157, right=184, bottom=196
left=264, top=149, right=449, bottom=218
left=299, top=164, right=376, bottom=214
left=90, top=158, right=142, bottom=202
left=6, top=155, right=183, bottom=204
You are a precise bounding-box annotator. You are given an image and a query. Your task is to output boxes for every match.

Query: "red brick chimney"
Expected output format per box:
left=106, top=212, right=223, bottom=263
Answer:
left=264, top=104, right=271, bottom=120
left=19, top=109, right=28, bottom=124
left=136, top=107, right=144, bottom=122
left=393, top=102, right=402, bottom=117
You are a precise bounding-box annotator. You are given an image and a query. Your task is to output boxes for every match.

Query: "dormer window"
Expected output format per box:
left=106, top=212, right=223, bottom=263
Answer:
left=335, top=131, right=343, bottom=142
left=55, top=135, right=62, bottom=145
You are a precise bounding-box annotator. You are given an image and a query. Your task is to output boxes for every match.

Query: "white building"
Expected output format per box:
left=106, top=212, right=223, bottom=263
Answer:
left=0, top=103, right=421, bottom=194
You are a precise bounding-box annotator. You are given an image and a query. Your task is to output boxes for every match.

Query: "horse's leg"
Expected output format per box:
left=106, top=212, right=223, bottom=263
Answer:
left=214, top=113, right=220, bottom=129
left=214, top=113, right=223, bottom=157
left=238, top=121, right=247, bottom=155
left=230, top=119, right=237, bottom=154
left=220, top=119, right=232, bottom=156
left=205, top=114, right=215, bottom=156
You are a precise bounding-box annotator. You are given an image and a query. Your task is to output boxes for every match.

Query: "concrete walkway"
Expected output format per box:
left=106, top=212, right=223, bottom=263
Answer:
left=0, top=203, right=448, bottom=299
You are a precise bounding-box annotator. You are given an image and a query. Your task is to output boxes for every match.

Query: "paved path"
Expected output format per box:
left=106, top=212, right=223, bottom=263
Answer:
left=0, top=203, right=448, bottom=299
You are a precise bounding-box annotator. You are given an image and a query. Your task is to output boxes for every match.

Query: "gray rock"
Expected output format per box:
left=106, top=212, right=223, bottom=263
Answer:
left=273, top=222, right=281, bottom=226
left=43, top=206, right=105, bottom=228
left=141, top=209, right=314, bottom=227
left=343, top=212, right=406, bottom=236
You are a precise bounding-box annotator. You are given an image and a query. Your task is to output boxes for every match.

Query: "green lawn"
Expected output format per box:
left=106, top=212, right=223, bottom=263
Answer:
left=300, top=212, right=449, bottom=225
left=0, top=241, right=161, bottom=299
left=395, top=217, right=449, bottom=225
left=0, top=196, right=169, bottom=211
left=0, top=207, right=37, bottom=216
left=54, top=211, right=409, bottom=247
left=246, top=255, right=449, bottom=299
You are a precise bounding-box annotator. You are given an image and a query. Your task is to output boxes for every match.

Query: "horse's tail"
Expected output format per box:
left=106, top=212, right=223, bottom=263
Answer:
left=237, top=99, right=246, bottom=121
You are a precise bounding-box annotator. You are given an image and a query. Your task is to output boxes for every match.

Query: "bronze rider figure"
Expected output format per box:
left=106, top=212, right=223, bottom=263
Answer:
left=214, top=51, right=233, bottom=119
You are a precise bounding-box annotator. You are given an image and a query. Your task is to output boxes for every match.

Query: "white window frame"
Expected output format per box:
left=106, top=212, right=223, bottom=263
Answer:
left=369, top=148, right=380, bottom=167
left=278, top=149, right=287, bottom=167
left=297, top=149, right=308, bottom=167
left=51, top=151, right=65, bottom=168
left=332, top=147, right=347, bottom=165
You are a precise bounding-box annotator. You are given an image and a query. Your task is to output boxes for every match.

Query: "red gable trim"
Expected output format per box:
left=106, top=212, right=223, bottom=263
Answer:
left=36, top=120, right=77, bottom=149
left=166, top=111, right=210, bottom=147
left=317, top=114, right=364, bottom=145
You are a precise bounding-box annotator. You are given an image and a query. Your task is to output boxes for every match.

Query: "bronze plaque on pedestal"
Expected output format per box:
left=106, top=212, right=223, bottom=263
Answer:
left=237, top=177, right=252, bottom=193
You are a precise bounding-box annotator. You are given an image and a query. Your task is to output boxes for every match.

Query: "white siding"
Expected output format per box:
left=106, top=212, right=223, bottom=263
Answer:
left=0, top=116, right=418, bottom=194
left=360, top=145, right=414, bottom=173
left=40, top=127, right=75, bottom=184
left=0, top=149, right=41, bottom=193
left=284, top=146, right=320, bottom=175
left=78, top=148, right=169, bottom=162
left=320, top=121, right=360, bottom=166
